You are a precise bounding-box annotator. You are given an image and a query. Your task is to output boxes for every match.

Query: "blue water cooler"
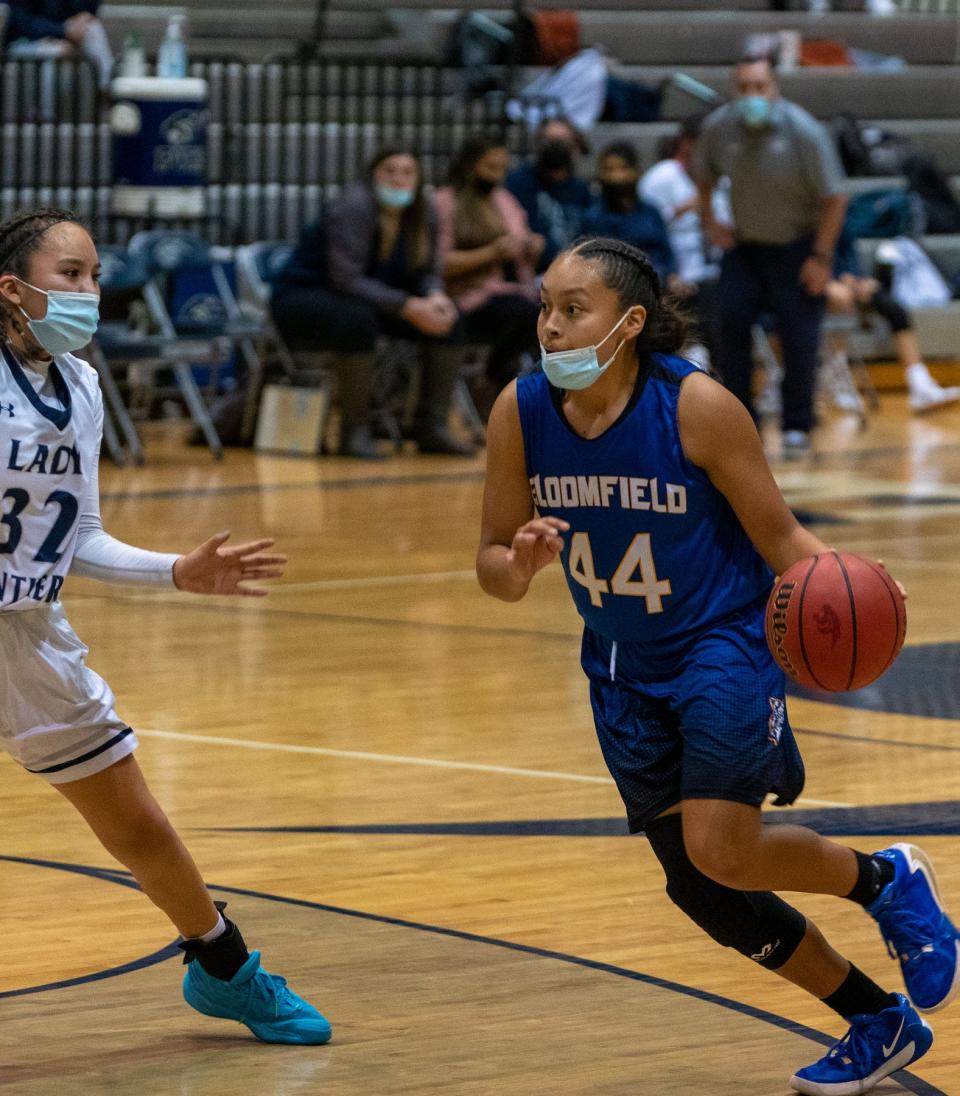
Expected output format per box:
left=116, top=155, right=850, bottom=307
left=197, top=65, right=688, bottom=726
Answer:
left=110, top=76, right=208, bottom=217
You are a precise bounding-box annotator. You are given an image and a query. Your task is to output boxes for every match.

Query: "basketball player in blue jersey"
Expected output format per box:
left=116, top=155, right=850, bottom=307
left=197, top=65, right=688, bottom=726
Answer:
left=477, top=236, right=959, bottom=1094
left=0, top=209, right=330, bottom=1044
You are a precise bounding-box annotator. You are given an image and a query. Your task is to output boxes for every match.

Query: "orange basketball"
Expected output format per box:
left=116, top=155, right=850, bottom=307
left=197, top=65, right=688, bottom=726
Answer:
left=765, top=551, right=906, bottom=692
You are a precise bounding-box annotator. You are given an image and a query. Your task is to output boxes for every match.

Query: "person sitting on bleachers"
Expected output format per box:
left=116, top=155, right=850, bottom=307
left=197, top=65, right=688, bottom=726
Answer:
left=270, top=147, right=473, bottom=459
left=505, top=117, right=592, bottom=273
left=433, top=135, right=543, bottom=407
left=3, top=0, right=114, bottom=90
left=582, top=140, right=678, bottom=285
left=822, top=228, right=960, bottom=415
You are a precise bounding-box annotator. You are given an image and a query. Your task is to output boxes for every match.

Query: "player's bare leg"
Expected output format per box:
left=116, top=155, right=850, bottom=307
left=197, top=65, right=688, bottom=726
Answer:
left=55, top=753, right=332, bottom=1044
left=54, top=753, right=219, bottom=937
left=682, top=798, right=959, bottom=1014
left=681, top=799, right=858, bottom=896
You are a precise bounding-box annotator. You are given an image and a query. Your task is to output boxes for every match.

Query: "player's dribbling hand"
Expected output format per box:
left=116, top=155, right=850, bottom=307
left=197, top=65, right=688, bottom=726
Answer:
left=505, top=517, right=569, bottom=584
left=876, top=558, right=908, bottom=600
left=172, top=532, right=287, bottom=597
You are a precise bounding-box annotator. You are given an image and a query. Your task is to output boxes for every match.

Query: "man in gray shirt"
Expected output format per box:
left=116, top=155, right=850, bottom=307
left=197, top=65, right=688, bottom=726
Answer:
left=694, top=57, right=847, bottom=456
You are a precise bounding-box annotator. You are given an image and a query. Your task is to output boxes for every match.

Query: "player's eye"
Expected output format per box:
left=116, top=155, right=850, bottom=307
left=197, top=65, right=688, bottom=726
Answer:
left=566, top=305, right=581, bottom=316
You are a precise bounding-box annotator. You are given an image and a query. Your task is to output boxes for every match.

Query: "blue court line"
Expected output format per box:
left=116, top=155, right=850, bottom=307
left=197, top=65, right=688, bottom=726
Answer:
left=201, top=799, right=960, bottom=839
left=97, top=467, right=840, bottom=528
left=798, top=726, right=960, bottom=754
left=0, top=854, right=944, bottom=1096
left=100, top=469, right=485, bottom=503
left=0, top=941, right=181, bottom=1000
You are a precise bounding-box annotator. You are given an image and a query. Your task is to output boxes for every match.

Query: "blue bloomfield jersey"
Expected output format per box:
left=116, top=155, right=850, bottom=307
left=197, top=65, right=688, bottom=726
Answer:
left=516, top=355, right=773, bottom=653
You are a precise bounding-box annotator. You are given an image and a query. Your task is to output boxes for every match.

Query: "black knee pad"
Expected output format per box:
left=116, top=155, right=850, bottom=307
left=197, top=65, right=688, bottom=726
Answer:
left=644, top=814, right=807, bottom=971
left=871, top=289, right=911, bottom=334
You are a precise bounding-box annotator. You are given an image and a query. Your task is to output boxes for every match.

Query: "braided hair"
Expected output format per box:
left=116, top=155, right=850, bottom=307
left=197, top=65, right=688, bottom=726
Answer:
left=566, top=236, right=689, bottom=357
left=0, top=208, right=85, bottom=344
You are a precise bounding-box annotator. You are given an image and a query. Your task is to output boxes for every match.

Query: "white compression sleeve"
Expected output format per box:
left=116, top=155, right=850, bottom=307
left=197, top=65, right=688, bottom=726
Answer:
left=71, top=421, right=180, bottom=587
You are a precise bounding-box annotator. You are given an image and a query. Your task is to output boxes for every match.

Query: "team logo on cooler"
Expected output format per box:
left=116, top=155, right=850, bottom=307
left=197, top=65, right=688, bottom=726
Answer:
left=813, top=603, right=841, bottom=648
left=160, top=108, right=205, bottom=146
left=768, top=697, right=786, bottom=746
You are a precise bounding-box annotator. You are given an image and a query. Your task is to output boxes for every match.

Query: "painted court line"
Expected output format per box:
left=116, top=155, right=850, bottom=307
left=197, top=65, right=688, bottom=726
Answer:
left=137, top=729, right=851, bottom=807
left=272, top=569, right=478, bottom=593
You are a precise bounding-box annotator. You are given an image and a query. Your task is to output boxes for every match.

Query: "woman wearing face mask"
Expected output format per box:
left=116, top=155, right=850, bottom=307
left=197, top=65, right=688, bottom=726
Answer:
left=433, top=136, right=544, bottom=407
left=271, top=148, right=471, bottom=458
left=0, top=208, right=331, bottom=1043
left=505, top=118, right=592, bottom=272
left=583, top=141, right=678, bottom=287
left=477, top=236, right=954, bottom=1095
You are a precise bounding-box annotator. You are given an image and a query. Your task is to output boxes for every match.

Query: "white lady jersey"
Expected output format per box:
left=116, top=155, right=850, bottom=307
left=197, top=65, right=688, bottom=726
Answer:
left=0, top=345, right=179, bottom=783
left=0, top=345, right=178, bottom=611
left=0, top=346, right=101, bottom=610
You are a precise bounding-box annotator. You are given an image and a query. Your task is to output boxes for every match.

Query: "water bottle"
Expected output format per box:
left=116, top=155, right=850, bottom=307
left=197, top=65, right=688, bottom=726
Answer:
left=157, top=15, right=188, bottom=80
left=121, top=31, right=146, bottom=79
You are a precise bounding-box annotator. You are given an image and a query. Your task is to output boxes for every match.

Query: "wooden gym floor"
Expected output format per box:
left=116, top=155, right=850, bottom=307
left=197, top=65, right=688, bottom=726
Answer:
left=1, top=394, right=959, bottom=1095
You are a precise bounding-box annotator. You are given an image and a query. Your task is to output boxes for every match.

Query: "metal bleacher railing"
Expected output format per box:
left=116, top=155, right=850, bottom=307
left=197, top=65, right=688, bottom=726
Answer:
left=1, top=55, right=517, bottom=245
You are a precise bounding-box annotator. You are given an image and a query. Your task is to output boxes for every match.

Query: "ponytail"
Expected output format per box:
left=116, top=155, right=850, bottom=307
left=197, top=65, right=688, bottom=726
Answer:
left=567, top=236, right=690, bottom=357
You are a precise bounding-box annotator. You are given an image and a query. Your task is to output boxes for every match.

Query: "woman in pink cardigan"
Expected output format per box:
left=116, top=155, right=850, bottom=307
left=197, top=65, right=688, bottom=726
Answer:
left=433, top=136, right=544, bottom=404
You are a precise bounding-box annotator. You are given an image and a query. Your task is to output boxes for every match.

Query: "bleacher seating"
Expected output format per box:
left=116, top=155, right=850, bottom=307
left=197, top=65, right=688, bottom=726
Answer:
left=4, top=1, right=960, bottom=364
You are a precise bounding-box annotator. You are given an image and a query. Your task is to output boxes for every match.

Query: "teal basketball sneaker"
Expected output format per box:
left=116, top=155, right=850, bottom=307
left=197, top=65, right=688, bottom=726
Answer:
left=790, top=994, right=932, bottom=1096
left=866, top=843, right=960, bottom=1013
left=183, top=950, right=332, bottom=1044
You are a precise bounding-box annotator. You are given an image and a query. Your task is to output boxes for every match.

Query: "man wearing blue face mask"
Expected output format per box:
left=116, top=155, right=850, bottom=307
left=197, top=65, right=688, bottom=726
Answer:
left=693, top=56, right=847, bottom=459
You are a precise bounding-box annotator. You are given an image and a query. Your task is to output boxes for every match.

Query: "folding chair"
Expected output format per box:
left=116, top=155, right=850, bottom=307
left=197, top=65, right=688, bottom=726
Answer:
left=88, top=245, right=231, bottom=462
left=128, top=231, right=267, bottom=444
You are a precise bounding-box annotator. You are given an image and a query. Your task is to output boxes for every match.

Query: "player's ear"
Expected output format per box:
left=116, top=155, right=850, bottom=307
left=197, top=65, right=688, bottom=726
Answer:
left=0, top=275, right=23, bottom=311
left=624, top=303, right=647, bottom=339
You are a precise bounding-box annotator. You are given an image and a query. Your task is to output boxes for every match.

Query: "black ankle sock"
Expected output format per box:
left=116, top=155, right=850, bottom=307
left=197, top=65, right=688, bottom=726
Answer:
left=179, top=916, right=250, bottom=981
left=845, top=851, right=896, bottom=907
left=822, top=964, right=899, bottom=1021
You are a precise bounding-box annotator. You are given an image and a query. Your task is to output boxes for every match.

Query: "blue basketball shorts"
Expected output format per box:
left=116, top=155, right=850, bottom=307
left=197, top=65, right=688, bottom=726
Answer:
left=582, top=599, right=806, bottom=833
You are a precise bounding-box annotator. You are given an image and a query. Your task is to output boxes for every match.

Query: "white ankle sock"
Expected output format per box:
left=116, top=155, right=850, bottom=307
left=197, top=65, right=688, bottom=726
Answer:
left=193, top=912, right=226, bottom=945
left=906, top=362, right=934, bottom=390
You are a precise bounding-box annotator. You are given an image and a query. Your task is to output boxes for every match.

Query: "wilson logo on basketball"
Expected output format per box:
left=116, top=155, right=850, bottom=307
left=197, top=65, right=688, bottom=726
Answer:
left=767, top=581, right=798, bottom=677
left=813, top=604, right=841, bottom=648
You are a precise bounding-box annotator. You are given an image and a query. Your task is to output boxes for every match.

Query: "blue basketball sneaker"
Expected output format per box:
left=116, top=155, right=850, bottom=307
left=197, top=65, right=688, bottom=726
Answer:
left=866, top=843, right=960, bottom=1013
left=183, top=950, right=332, bottom=1044
left=790, top=994, right=932, bottom=1095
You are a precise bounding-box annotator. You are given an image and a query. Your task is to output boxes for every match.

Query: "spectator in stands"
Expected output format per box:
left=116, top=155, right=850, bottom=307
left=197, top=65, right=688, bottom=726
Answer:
left=694, top=56, right=848, bottom=458
left=434, top=135, right=543, bottom=406
left=505, top=118, right=592, bottom=272
left=583, top=141, right=678, bottom=285
left=271, top=148, right=473, bottom=459
left=3, top=0, right=114, bottom=90
left=639, top=114, right=722, bottom=370
left=822, top=228, right=960, bottom=414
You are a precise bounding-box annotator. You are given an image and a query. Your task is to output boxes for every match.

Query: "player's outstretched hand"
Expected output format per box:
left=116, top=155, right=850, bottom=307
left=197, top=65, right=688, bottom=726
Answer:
left=173, top=531, right=287, bottom=597
left=505, top=517, right=569, bottom=586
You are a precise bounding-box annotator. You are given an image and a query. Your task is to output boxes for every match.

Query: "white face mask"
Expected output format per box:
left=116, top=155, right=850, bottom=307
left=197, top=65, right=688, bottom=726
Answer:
left=539, top=311, right=631, bottom=391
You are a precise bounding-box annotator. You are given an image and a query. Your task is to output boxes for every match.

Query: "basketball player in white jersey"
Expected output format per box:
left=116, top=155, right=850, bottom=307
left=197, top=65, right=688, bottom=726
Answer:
left=0, top=209, right=331, bottom=1044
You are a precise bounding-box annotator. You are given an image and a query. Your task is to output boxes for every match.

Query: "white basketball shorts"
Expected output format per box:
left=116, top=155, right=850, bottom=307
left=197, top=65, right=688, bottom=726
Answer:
left=0, top=603, right=137, bottom=784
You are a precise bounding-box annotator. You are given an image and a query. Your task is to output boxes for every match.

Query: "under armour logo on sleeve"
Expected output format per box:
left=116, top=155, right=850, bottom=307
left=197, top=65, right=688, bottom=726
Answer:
left=0, top=402, right=14, bottom=417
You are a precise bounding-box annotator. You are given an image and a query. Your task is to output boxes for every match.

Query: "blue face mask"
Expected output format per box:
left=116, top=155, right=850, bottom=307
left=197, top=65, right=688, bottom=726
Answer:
left=737, top=95, right=773, bottom=129
left=376, top=185, right=415, bottom=210
left=540, top=311, right=631, bottom=391
left=16, top=278, right=100, bottom=356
